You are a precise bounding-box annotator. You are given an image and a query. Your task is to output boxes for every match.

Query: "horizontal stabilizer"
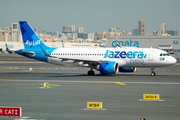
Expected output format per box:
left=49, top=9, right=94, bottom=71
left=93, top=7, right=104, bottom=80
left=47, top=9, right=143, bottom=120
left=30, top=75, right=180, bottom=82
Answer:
left=16, top=51, right=35, bottom=56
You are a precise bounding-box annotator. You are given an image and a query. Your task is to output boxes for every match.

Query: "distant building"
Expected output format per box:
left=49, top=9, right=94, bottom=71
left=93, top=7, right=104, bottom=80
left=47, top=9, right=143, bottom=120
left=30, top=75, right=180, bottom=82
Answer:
left=98, top=31, right=107, bottom=40
left=153, top=30, right=162, bottom=36
left=114, top=32, right=121, bottom=36
left=167, top=30, right=178, bottom=36
left=138, top=20, right=145, bottom=36
left=94, top=32, right=98, bottom=37
left=161, top=23, right=166, bottom=34
left=34, top=28, right=45, bottom=34
left=12, top=23, right=18, bottom=31
left=109, top=28, right=115, bottom=32
left=107, top=32, right=114, bottom=36
left=109, top=28, right=119, bottom=32
left=71, top=33, right=77, bottom=39
left=62, top=25, right=76, bottom=33
left=0, top=23, right=21, bottom=42
left=98, top=30, right=126, bottom=40
left=62, top=26, right=69, bottom=33
left=68, top=25, right=75, bottom=33
left=46, top=31, right=58, bottom=36
left=107, top=36, right=180, bottom=53
left=146, top=33, right=152, bottom=36
left=77, top=33, right=94, bottom=40
left=78, top=33, right=84, bottom=39
left=132, top=28, right=138, bottom=36
left=77, top=27, right=83, bottom=33
left=87, top=33, right=94, bottom=40
left=59, top=33, right=65, bottom=37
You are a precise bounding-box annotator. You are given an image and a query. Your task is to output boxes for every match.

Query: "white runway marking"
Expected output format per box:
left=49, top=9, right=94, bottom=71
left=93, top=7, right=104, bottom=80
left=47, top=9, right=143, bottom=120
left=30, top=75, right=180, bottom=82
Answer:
left=38, top=87, right=51, bottom=89
left=82, top=108, right=107, bottom=110
left=0, top=79, right=180, bottom=85
left=123, top=82, right=180, bottom=85
left=138, top=99, right=165, bottom=102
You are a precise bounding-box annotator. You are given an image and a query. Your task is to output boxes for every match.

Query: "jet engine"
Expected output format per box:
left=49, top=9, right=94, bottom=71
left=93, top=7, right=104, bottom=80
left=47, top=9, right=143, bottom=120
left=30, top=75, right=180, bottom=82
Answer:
left=96, top=62, right=118, bottom=74
left=119, top=67, right=136, bottom=72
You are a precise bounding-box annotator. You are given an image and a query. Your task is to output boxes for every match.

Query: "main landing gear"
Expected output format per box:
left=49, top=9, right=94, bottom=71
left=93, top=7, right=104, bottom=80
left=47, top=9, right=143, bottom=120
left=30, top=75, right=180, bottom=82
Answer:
left=151, top=67, right=156, bottom=76
left=87, top=70, right=95, bottom=76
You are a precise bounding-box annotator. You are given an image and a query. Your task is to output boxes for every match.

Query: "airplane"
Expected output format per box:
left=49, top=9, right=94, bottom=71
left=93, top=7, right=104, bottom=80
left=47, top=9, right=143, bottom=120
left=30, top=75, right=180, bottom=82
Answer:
left=5, top=43, right=13, bottom=54
left=6, top=21, right=177, bottom=76
left=5, top=43, right=19, bottom=54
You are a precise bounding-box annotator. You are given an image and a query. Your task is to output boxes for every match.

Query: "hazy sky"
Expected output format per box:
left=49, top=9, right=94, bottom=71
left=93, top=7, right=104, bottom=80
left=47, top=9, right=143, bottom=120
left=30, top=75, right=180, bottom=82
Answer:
left=0, top=0, right=180, bottom=34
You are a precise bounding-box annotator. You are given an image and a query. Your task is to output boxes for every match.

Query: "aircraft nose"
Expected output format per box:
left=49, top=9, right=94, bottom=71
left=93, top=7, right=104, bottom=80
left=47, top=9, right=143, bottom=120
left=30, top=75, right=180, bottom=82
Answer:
left=170, top=57, right=177, bottom=64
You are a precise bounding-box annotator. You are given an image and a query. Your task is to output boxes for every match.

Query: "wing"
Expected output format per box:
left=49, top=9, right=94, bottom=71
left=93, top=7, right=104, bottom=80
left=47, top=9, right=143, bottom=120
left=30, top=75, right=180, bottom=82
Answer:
left=39, top=45, right=126, bottom=66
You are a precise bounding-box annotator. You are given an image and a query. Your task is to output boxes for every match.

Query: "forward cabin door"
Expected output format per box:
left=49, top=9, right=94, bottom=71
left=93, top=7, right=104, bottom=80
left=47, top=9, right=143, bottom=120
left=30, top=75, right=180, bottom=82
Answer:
left=148, top=50, right=154, bottom=61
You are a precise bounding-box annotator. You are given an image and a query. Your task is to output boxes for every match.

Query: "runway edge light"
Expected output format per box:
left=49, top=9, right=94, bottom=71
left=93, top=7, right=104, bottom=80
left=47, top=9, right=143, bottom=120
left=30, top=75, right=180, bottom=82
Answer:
left=87, top=102, right=102, bottom=109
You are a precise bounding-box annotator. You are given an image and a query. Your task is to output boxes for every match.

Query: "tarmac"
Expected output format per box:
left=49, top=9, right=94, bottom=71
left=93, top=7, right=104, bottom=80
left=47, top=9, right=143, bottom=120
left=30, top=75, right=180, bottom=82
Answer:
left=0, top=54, right=180, bottom=120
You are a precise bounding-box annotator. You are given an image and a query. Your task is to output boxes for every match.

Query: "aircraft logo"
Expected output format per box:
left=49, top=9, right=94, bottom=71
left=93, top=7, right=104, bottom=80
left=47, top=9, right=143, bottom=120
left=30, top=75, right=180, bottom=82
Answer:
left=25, top=40, right=40, bottom=47
left=112, top=39, right=139, bottom=47
left=172, top=40, right=179, bottom=45
left=104, top=50, right=146, bottom=59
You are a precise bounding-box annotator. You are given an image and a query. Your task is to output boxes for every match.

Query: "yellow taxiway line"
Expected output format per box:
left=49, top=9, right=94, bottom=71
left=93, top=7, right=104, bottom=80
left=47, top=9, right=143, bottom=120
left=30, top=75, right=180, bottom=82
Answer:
left=114, top=82, right=127, bottom=85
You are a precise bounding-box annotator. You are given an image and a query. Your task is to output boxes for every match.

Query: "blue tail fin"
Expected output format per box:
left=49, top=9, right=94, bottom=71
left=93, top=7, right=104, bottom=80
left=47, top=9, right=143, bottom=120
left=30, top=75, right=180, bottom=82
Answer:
left=19, top=21, right=49, bottom=49
left=62, top=43, right=64, bottom=48
left=5, top=43, right=13, bottom=54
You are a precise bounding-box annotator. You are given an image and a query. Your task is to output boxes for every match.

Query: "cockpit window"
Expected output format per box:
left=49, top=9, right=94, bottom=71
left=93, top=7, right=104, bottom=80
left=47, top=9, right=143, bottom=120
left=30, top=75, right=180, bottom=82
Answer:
left=160, top=53, right=170, bottom=56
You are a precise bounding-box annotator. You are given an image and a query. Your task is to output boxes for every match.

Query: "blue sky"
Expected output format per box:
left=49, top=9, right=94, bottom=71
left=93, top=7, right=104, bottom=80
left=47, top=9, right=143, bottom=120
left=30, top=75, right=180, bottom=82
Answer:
left=0, top=0, right=180, bottom=34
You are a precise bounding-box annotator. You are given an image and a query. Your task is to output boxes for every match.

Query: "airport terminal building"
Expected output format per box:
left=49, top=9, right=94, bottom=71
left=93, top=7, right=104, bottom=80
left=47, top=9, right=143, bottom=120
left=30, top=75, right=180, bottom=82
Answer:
left=107, top=36, right=180, bottom=54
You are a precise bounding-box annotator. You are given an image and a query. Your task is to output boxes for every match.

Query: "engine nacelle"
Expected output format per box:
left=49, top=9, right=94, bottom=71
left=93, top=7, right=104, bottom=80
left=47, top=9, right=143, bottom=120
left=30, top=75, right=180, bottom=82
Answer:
left=119, top=67, right=136, bottom=72
left=96, top=62, right=118, bottom=74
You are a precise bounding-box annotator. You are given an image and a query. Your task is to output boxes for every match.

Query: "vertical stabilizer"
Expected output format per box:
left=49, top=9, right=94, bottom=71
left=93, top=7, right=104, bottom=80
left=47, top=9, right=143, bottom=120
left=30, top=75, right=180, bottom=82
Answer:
left=19, top=21, right=49, bottom=49
left=5, top=43, right=13, bottom=54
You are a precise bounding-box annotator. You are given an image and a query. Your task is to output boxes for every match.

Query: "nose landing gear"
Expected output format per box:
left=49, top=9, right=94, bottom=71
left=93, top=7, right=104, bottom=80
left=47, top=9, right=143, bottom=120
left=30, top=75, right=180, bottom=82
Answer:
left=151, top=67, right=156, bottom=76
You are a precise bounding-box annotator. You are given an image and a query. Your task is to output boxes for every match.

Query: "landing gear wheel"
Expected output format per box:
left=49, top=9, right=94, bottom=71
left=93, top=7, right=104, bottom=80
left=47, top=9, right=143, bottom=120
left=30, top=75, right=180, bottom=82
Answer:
left=88, top=71, right=95, bottom=76
left=151, top=72, right=156, bottom=76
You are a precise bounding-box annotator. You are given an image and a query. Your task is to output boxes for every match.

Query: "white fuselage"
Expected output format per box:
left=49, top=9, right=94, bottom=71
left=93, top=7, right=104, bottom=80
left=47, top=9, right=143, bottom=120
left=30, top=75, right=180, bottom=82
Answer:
left=47, top=47, right=177, bottom=68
